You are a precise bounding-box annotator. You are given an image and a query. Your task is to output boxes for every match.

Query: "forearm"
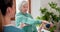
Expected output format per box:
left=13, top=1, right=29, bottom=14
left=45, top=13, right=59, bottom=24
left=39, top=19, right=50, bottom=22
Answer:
left=41, top=20, right=49, bottom=24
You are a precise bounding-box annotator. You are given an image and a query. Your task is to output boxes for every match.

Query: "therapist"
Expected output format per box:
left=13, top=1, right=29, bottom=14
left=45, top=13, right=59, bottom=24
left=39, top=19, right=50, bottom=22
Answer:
left=0, top=0, right=25, bottom=32
left=16, top=1, right=50, bottom=32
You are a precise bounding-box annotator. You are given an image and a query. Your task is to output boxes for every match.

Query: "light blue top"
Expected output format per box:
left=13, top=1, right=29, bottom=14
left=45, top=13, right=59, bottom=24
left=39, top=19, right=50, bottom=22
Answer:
left=15, top=12, right=42, bottom=32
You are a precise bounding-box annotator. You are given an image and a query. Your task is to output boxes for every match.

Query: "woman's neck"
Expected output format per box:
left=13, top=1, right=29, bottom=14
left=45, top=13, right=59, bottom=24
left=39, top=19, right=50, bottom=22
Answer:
left=21, top=11, right=27, bottom=14
left=3, top=15, right=11, bottom=26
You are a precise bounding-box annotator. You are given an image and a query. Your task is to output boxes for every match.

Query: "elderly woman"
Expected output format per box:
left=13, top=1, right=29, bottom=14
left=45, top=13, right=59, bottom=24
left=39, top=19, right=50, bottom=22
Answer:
left=16, top=1, right=51, bottom=32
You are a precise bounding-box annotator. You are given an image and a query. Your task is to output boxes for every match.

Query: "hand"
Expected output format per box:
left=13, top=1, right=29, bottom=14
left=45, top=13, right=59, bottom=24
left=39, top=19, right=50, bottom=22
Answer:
left=20, top=23, right=27, bottom=28
left=50, top=22, right=54, bottom=28
left=42, top=20, right=49, bottom=24
left=42, top=20, right=54, bottom=28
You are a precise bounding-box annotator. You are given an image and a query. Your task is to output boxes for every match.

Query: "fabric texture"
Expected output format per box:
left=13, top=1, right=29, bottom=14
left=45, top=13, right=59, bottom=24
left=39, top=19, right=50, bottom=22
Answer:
left=3, top=26, right=25, bottom=32
left=15, top=12, right=42, bottom=32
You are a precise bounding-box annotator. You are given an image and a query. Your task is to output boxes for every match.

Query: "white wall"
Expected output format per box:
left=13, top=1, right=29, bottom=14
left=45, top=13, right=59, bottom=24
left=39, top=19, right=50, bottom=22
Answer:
left=31, top=0, right=60, bottom=18
left=31, top=0, right=42, bottom=19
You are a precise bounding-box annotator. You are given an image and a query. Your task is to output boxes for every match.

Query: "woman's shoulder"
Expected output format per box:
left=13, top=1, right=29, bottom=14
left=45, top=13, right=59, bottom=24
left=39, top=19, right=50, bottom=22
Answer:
left=26, top=13, right=33, bottom=18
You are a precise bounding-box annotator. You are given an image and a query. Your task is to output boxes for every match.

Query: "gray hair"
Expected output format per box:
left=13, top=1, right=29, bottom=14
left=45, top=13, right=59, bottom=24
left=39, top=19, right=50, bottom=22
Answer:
left=18, top=1, right=28, bottom=11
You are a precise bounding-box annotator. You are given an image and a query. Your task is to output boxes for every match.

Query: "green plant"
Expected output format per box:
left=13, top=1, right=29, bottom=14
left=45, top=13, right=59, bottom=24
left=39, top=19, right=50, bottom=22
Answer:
left=37, top=7, right=59, bottom=22
left=48, top=2, right=57, bottom=9
left=36, top=2, right=60, bottom=32
left=40, top=8, right=47, bottom=14
left=36, top=2, right=60, bottom=22
left=49, top=25, right=56, bottom=32
left=49, top=2, right=60, bottom=13
left=49, top=2, right=60, bottom=21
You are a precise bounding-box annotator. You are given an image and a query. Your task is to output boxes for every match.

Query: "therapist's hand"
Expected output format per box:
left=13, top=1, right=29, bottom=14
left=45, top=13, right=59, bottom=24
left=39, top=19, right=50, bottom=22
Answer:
left=42, top=20, right=54, bottom=28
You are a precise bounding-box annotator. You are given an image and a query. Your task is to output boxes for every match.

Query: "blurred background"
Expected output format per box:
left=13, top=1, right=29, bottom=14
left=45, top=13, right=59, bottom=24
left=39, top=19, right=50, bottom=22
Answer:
left=15, top=0, right=60, bottom=32
left=16, top=0, right=60, bottom=19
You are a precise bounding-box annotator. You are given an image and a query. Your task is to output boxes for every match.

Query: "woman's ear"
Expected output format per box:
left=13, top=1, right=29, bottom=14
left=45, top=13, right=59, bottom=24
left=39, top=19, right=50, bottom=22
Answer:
left=6, top=7, right=12, bottom=16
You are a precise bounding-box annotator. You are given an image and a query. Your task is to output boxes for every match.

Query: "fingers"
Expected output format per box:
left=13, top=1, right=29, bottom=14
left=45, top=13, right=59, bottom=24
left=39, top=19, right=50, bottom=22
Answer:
left=42, top=20, right=54, bottom=28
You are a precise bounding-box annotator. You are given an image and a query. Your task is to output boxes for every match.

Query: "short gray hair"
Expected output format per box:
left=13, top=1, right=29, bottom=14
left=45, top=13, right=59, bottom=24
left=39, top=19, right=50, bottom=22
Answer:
left=18, top=1, right=28, bottom=11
